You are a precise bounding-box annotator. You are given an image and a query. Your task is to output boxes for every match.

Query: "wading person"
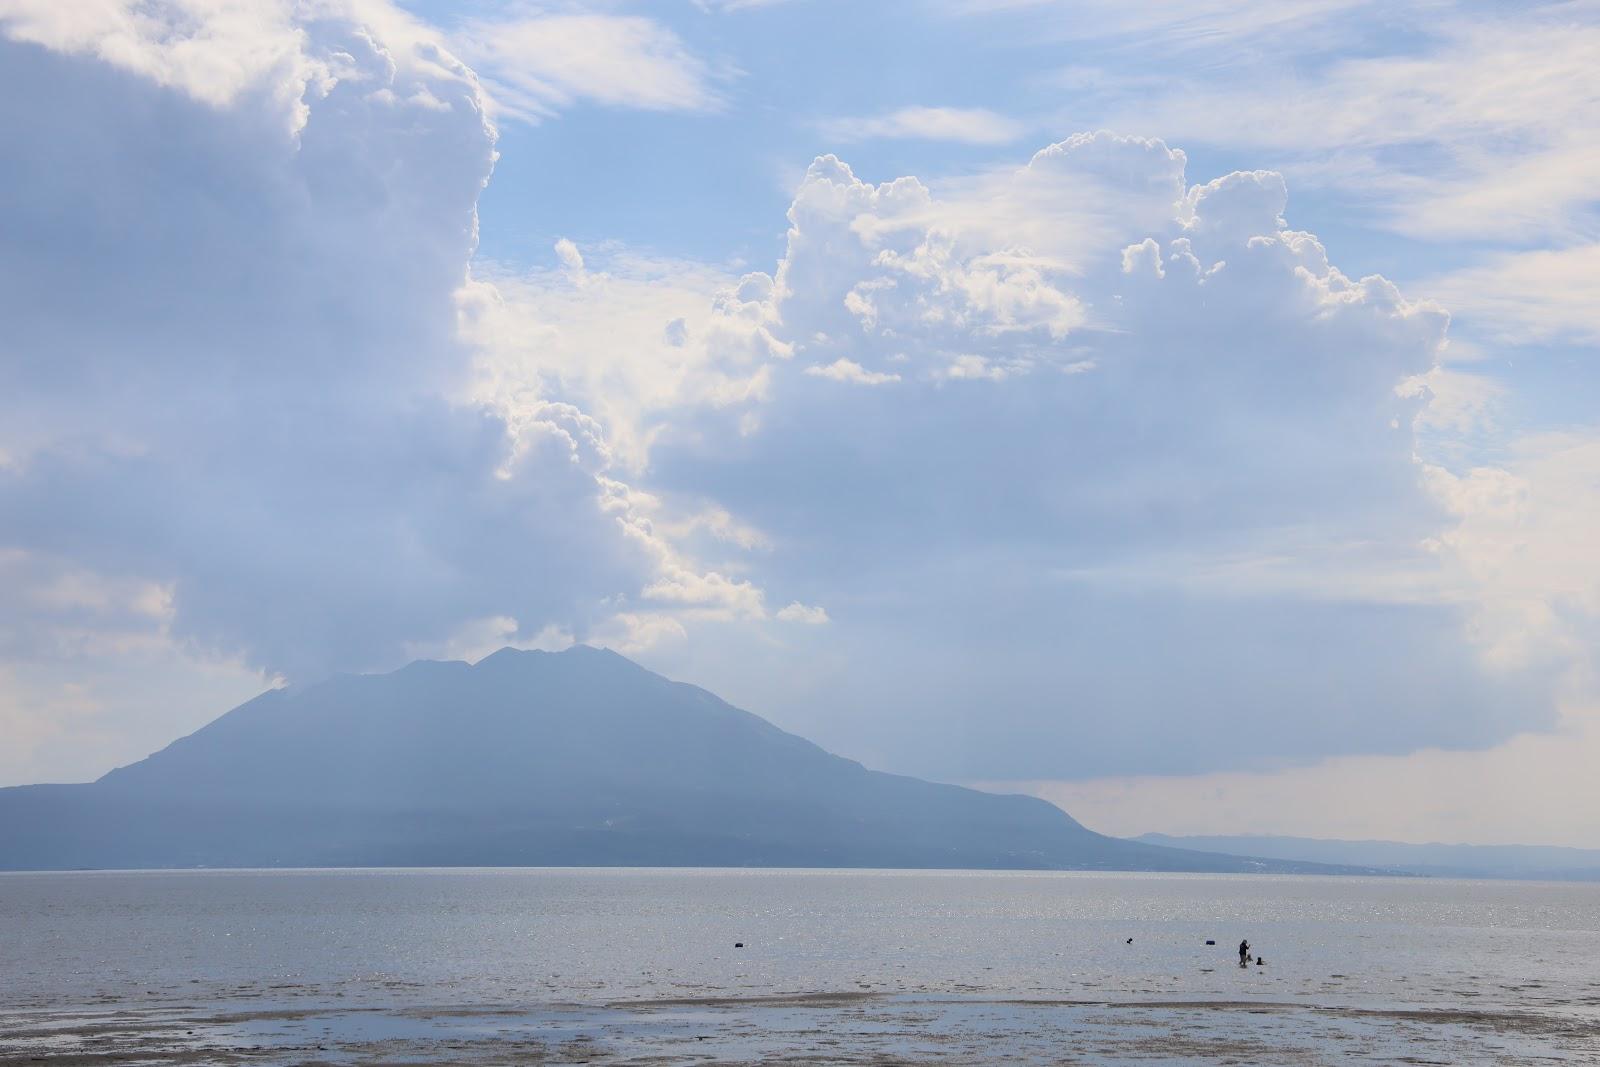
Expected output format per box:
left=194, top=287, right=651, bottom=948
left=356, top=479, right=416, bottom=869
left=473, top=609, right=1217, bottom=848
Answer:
left=1238, top=939, right=1250, bottom=967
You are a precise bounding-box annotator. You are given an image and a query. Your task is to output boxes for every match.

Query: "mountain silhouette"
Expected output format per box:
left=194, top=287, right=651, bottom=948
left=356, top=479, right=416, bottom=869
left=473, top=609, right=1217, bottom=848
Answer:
left=1, top=646, right=1353, bottom=872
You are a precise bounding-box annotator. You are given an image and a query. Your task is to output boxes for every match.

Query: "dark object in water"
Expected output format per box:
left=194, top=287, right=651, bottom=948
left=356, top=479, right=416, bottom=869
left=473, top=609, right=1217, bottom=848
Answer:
left=1205, top=940, right=1215, bottom=945
left=1257, top=958, right=1266, bottom=966
left=734, top=942, right=744, bottom=948
left=1126, top=938, right=1133, bottom=944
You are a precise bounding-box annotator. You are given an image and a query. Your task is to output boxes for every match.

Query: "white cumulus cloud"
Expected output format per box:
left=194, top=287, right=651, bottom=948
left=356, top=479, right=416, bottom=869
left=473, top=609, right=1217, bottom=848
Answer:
left=805, top=359, right=901, bottom=385
left=776, top=602, right=830, bottom=624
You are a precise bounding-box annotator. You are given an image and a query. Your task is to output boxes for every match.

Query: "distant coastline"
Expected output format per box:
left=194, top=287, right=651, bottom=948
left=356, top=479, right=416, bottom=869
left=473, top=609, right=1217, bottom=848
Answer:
left=1138, top=833, right=1600, bottom=882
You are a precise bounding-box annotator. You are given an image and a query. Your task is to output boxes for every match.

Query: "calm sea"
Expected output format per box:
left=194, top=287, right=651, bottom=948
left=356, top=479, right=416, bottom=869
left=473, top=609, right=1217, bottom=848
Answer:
left=2, top=869, right=1597, bottom=1064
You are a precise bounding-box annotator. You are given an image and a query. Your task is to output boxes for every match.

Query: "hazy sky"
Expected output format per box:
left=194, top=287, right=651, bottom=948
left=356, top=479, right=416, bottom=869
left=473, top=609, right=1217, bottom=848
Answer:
left=2, top=0, right=1598, bottom=846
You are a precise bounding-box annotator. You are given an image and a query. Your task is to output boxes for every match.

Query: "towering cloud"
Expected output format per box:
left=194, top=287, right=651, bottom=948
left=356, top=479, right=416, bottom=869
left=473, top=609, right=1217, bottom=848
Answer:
left=0, top=3, right=680, bottom=743
left=0, top=4, right=1572, bottom=810
left=495, top=134, right=1550, bottom=778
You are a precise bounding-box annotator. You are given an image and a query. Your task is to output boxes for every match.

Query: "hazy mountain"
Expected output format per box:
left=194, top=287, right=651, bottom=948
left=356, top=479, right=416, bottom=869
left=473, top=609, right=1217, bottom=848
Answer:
left=1138, top=833, right=1600, bottom=882
left=3, top=645, right=1364, bottom=873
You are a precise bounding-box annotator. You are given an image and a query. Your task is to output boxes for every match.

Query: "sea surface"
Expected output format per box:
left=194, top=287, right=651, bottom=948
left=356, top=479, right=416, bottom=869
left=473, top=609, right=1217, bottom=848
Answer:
left=2, top=868, right=1597, bottom=1064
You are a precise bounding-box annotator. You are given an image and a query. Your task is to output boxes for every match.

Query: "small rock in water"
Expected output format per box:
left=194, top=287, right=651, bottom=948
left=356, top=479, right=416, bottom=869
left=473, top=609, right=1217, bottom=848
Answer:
left=734, top=942, right=744, bottom=948
left=1205, top=940, right=1216, bottom=945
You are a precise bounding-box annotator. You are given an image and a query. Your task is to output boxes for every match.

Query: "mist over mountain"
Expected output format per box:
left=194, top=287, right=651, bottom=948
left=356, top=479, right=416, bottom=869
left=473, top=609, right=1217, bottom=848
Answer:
left=3, top=646, right=1359, bottom=873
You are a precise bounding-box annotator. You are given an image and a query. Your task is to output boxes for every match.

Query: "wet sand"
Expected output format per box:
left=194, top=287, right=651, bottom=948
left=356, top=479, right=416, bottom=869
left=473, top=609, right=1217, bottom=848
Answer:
left=4, top=993, right=1596, bottom=1065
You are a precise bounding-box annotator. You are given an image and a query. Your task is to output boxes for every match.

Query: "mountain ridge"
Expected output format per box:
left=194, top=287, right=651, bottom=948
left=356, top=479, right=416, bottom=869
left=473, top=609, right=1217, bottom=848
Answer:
left=3, top=646, right=1373, bottom=874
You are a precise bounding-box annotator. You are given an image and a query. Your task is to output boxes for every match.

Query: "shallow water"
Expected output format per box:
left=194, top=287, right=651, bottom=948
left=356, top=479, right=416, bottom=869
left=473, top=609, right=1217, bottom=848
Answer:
left=2, top=868, right=1597, bottom=1064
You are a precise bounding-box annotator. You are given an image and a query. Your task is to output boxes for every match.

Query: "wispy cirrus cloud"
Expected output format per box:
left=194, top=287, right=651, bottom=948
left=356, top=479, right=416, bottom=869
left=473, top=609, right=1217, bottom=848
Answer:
left=936, top=0, right=1379, bottom=53
left=455, top=13, right=728, bottom=122
left=1057, top=11, right=1600, bottom=243
left=1422, top=245, right=1600, bottom=347
left=817, top=106, right=1026, bottom=146
left=940, top=3, right=1600, bottom=245
left=692, top=0, right=794, bottom=10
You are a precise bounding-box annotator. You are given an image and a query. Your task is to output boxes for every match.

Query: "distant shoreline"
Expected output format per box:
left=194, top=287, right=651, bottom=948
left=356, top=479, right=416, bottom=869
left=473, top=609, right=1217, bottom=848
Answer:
left=0, top=862, right=1429, bottom=878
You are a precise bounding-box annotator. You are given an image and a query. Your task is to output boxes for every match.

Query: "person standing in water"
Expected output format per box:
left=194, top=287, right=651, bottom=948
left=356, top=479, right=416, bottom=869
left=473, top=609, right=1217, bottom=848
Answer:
left=1238, top=940, right=1250, bottom=967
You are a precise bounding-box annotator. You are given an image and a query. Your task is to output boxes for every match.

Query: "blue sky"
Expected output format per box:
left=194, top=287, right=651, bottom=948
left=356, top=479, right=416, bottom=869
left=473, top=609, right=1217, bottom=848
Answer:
left=466, top=3, right=1416, bottom=270
left=2, top=0, right=1598, bottom=845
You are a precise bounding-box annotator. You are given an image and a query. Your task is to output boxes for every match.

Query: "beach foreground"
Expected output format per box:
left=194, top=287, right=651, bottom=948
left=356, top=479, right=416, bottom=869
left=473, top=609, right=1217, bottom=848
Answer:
left=5, top=869, right=1598, bottom=1065
left=4, top=992, right=1598, bottom=1065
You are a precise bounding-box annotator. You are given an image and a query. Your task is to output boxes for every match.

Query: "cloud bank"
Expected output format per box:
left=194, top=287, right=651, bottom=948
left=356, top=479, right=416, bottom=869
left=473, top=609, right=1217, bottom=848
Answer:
left=3, top=2, right=1591, bottom=836
left=0, top=1, right=762, bottom=778
left=476, top=132, right=1557, bottom=781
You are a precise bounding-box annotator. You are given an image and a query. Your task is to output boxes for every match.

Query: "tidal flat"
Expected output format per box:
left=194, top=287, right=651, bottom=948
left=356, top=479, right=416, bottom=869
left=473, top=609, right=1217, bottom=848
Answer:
left=4, top=995, right=1600, bottom=1065
left=4, top=869, right=1598, bottom=1065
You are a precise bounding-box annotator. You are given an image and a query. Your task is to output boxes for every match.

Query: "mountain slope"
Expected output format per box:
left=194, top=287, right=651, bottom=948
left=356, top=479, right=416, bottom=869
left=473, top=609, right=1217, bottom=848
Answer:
left=2, top=646, right=1350, bottom=872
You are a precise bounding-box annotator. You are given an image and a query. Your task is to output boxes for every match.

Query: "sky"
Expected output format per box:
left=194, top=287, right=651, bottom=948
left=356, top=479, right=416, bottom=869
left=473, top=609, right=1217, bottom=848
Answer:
left=1, top=0, right=1598, bottom=847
